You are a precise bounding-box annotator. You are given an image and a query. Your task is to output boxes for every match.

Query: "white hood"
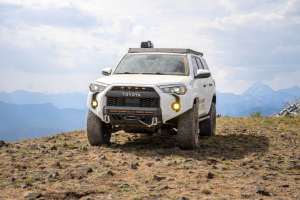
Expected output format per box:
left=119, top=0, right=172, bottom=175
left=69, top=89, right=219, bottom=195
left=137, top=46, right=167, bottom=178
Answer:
left=96, top=74, right=188, bottom=86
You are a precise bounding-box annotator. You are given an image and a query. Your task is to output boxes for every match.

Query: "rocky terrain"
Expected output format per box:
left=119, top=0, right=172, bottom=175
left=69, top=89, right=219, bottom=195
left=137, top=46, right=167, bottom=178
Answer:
left=0, top=116, right=299, bottom=200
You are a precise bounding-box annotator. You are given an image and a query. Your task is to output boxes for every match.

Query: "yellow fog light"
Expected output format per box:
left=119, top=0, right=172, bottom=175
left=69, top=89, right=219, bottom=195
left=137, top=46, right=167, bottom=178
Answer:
left=92, top=100, right=98, bottom=108
left=172, top=102, right=180, bottom=111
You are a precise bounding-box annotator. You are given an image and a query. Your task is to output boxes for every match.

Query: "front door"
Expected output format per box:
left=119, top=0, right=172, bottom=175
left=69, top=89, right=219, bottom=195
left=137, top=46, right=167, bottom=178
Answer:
left=200, top=58, right=213, bottom=114
left=191, top=56, right=206, bottom=116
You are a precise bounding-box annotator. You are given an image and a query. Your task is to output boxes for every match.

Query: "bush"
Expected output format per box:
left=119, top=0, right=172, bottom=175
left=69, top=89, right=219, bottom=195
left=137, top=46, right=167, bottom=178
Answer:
left=250, top=111, right=261, bottom=117
left=202, top=189, right=211, bottom=194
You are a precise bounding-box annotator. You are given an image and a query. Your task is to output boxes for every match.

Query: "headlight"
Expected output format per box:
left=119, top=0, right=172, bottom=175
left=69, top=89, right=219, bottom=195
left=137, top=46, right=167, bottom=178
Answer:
left=159, top=85, right=187, bottom=95
left=89, top=83, right=109, bottom=92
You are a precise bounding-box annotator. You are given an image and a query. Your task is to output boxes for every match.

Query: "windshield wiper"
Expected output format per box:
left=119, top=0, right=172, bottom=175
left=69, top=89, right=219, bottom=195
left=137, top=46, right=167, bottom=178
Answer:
left=116, top=72, right=138, bottom=74
left=142, top=72, right=166, bottom=75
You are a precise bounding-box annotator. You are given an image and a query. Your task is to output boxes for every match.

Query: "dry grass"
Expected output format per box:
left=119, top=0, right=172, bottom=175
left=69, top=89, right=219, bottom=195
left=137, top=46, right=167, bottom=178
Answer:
left=0, top=116, right=299, bottom=200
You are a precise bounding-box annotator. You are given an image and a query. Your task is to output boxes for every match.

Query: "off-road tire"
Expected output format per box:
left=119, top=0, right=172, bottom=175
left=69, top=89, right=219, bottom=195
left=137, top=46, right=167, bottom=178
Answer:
left=86, top=110, right=111, bottom=146
left=199, top=102, right=216, bottom=137
left=177, top=103, right=199, bottom=149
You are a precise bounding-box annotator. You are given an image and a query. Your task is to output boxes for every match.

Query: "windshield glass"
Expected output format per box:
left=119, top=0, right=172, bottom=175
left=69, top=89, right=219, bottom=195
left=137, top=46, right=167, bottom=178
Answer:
left=114, top=54, right=189, bottom=76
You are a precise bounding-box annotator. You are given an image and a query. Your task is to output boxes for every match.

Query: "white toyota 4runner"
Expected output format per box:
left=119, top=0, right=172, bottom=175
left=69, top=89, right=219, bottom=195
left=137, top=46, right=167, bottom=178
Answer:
left=86, top=42, right=216, bottom=149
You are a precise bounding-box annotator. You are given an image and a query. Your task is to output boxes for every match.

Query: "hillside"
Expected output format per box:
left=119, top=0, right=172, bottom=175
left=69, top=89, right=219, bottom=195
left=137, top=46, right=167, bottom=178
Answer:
left=0, top=90, right=87, bottom=109
left=0, top=116, right=299, bottom=200
left=0, top=102, right=88, bottom=141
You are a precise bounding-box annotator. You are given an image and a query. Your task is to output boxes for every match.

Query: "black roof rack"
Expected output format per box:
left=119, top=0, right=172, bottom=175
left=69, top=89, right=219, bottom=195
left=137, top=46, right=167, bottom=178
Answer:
left=128, top=48, right=203, bottom=57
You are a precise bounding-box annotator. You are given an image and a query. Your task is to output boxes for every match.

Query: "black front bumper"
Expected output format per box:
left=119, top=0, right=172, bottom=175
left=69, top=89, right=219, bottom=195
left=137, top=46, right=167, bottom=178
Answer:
left=103, top=106, right=162, bottom=126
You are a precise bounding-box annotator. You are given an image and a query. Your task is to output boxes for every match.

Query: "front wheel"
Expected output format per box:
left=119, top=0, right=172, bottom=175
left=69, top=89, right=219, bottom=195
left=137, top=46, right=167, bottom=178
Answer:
left=177, top=103, right=199, bottom=149
left=86, top=110, right=111, bottom=146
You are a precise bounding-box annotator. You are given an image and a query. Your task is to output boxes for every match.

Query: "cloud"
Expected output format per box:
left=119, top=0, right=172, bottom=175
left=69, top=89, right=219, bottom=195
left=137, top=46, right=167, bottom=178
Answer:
left=271, top=45, right=300, bottom=55
left=0, top=3, right=100, bottom=28
left=0, top=0, right=299, bottom=94
left=0, top=66, right=100, bottom=93
left=281, top=0, right=300, bottom=16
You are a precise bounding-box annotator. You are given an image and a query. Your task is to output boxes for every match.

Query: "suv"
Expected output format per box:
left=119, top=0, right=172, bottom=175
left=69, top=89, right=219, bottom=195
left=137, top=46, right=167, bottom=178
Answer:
left=86, top=44, right=216, bottom=149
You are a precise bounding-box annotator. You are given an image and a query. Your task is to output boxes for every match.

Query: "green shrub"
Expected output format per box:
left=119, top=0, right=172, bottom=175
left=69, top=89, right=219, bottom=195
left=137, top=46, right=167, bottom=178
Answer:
left=202, top=189, right=211, bottom=194
left=250, top=111, right=261, bottom=117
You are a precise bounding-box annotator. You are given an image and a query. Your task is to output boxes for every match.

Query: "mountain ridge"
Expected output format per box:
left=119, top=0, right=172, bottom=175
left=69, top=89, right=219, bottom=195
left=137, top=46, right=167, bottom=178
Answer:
left=0, top=101, right=87, bottom=141
left=0, top=90, right=87, bottom=109
left=242, top=81, right=275, bottom=96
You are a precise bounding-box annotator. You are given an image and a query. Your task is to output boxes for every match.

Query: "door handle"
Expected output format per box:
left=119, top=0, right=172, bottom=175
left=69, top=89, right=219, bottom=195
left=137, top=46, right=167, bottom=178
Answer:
left=209, top=83, right=213, bottom=86
left=203, top=85, right=206, bottom=87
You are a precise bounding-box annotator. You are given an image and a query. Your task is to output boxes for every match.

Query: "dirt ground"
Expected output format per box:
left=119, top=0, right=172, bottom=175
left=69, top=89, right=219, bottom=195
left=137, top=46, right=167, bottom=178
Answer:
left=0, top=116, right=300, bottom=200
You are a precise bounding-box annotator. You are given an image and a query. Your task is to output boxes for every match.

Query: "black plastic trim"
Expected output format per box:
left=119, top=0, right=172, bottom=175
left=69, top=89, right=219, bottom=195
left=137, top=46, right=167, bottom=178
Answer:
left=106, top=91, right=159, bottom=98
left=171, top=94, right=180, bottom=112
left=103, top=106, right=162, bottom=115
left=195, top=73, right=211, bottom=79
left=92, top=92, right=99, bottom=101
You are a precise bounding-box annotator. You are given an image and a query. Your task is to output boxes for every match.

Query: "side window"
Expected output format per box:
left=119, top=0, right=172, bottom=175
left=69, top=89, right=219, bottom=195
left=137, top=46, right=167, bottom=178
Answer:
left=200, top=58, right=210, bottom=70
left=191, top=57, right=199, bottom=76
left=196, top=58, right=204, bottom=69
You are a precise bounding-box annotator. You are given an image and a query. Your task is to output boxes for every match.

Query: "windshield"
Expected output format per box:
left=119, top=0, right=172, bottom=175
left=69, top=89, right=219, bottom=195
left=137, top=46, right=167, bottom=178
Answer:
left=114, top=54, right=189, bottom=76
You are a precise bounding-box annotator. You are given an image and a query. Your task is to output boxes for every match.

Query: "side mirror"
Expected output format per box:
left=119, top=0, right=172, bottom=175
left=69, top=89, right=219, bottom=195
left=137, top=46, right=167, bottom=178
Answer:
left=196, top=69, right=211, bottom=78
left=102, top=68, right=112, bottom=76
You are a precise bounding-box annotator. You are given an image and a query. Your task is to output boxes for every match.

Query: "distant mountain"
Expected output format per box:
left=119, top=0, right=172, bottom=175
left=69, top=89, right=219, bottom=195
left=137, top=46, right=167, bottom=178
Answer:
left=278, top=85, right=300, bottom=96
left=0, top=90, right=87, bottom=109
left=242, top=81, right=274, bottom=96
left=216, top=93, right=256, bottom=105
left=232, top=107, right=280, bottom=117
left=0, top=102, right=88, bottom=141
left=0, top=127, right=66, bottom=142
left=217, top=82, right=300, bottom=116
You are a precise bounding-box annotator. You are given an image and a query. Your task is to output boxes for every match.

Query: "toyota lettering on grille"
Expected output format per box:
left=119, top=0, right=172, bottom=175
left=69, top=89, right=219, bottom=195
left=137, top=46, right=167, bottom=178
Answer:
left=122, top=92, right=141, bottom=97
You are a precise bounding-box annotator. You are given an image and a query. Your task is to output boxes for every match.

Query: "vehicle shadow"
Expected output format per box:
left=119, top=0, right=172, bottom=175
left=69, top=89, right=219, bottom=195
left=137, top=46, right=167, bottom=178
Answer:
left=114, top=131, right=270, bottom=160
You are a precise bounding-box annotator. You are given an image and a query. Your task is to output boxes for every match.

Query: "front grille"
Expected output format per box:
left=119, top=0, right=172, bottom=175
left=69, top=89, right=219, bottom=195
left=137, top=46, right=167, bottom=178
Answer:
left=111, top=86, right=155, bottom=92
left=107, top=97, right=160, bottom=108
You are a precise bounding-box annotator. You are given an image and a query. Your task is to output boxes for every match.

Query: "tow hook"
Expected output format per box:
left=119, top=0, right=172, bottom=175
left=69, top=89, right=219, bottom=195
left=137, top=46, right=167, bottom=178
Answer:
left=104, top=115, right=110, bottom=123
left=139, top=117, right=158, bottom=128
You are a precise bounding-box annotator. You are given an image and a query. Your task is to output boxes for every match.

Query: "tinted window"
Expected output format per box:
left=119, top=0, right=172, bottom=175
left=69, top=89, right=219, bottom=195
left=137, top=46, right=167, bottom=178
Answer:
left=201, top=58, right=209, bottom=70
left=114, top=54, right=189, bottom=76
left=191, top=57, right=199, bottom=76
left=196, top=58, right=204, bottom=69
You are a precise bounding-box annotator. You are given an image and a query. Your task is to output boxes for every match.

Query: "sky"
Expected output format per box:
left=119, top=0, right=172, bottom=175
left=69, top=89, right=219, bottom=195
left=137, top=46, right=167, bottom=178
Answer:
left=0, top=0, right=299, bottom=94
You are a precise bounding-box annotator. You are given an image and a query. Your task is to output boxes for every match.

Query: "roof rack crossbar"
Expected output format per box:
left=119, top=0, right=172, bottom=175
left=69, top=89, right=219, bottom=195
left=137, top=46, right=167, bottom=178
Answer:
left=128, top=48, right=203, bottom=57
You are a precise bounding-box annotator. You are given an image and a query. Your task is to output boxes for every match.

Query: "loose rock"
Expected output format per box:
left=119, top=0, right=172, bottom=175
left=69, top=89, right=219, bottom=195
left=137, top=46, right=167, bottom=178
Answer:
left=153, top=175, right=166, bottom=181
left=252, top=186, right=270, bottom=196
left=23, top=191, right=41, bottom=199
left=205, top=171, right=214, bottom=179
left=0, top=140, right=8, bottom=147
left=107, top=171, right=114, bottom=176
left=77, top=167, right=93, bottom=174
left=78, top=180, right=89, bottom=184
left=207, top=157, right=220, bottom=164
left=21, top=182, right=32, bottom=188
left=146, top=163, right=154, bottom=167
left=56, top=162, right=62, bottom=169
left=119, top=183, right=129, bottom=188
left=50, top=146, right=57, bottom=150
left=130, top=163, right=138, bottom=169
left=66, top=171, right=74, bottom=179
left=279, top=183, right=289, bottom=187
left=154, top=156, right=161, bottom=161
